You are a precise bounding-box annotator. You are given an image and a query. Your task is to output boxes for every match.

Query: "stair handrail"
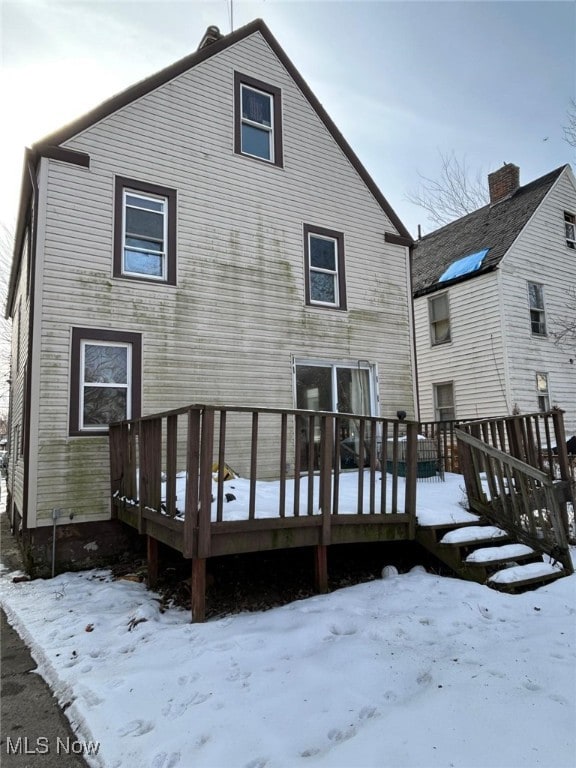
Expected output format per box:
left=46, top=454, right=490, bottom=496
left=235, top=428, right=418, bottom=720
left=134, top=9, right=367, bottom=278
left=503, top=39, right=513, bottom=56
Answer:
left=455, top=427, right=573, bottom=576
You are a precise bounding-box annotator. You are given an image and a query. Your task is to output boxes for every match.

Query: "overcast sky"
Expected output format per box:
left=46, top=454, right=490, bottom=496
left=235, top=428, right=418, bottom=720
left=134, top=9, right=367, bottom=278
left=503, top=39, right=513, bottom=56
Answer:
left=1, top=0, right=575, bottom=240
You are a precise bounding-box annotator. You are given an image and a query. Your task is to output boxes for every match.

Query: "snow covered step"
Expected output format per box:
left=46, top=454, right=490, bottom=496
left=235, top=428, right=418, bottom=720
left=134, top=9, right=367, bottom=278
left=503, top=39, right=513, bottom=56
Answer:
left=488, top=562, right=565, bottom=592
left=440, top=525, right=509, bottom=547
left=465, top=543, right=536, bottom=565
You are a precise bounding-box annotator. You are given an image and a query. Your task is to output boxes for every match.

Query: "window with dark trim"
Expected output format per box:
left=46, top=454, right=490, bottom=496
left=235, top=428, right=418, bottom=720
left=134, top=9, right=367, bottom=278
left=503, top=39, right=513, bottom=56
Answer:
left=434, top=381, right=455, bottom=421
left=69, top=328, right=141, bottom=436
left=114, top=177, right=176, bottom=284
left=565, top=212, right=575, bottom=249
left=304, top=225, right=346, bottom=309
left=428, top=292, right=451, bottom=345
left=234, top=72, right=283, bottom=166
left=528, top=282, right=546, bottom=336
left=536, top=372, right=550, bottom=412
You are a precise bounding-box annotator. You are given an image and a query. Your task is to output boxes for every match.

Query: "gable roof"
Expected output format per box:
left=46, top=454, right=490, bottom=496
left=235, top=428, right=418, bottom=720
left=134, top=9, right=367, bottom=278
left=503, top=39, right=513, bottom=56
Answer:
left=411, top=165, right=569, bottom=297
left=7, top=19, right=411, bottom=316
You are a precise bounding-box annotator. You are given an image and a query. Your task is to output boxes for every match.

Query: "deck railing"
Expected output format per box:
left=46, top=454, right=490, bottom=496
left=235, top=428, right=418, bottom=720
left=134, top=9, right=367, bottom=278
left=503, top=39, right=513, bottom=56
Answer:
left=109, top=405, right=420, bottom=560
left=456, top=428, right=573, bottom=574
left=420, top=410, right=572, bottom=484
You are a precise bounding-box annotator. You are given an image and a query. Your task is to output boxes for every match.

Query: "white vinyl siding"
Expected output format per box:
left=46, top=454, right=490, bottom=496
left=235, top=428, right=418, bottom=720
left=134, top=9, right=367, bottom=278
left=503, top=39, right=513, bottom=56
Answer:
left=29, top=30, right=415, bottom=523
left=499, top=169, right=576, bottom=434
left=414, top=272, right=508, bottom=422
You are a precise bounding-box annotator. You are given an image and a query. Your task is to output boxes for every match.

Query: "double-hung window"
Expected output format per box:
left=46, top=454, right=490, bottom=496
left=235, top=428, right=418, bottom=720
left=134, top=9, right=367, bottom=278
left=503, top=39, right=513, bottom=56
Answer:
left=565, top=212, right=576, bottom=249
left=234, top=72, right=283, bottom=166
left=114, top=177, right=176, bottom=284
left=434, top=382, right=455, bottom=421
left=304, top=225, right=346, bottom=309
left=428, top=292, right=451, bottom=345
left=70, top=328, right=141, bottom=435
left=528, top=282, right=546, bottom=336
left=536, top=372, right=550, bottom=412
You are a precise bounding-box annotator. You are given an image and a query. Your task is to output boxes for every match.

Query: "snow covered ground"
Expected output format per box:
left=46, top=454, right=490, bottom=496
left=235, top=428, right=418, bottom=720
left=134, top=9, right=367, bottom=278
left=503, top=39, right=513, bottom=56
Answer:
left=1, top=474, right=575, bottom=768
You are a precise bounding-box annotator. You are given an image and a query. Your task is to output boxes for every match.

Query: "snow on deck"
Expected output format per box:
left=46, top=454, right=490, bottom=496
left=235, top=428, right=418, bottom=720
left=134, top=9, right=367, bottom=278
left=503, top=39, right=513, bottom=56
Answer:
left=440, top=525, right=508, bottom=545
left=488, top=561, right=563, bottom=584
left=465, top=543, right=534, bottom=563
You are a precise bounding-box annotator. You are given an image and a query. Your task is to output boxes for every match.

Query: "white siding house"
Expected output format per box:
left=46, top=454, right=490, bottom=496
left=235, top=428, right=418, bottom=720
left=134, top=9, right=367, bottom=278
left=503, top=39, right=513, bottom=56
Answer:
left=5, top=20, right=416, bottom=573
left=413, top=163, right=576, bottom=437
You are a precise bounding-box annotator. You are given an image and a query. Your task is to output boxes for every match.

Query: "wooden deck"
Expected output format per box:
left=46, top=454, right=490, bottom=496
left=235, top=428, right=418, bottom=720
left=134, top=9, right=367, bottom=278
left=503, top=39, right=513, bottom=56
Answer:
left=109, top=406, right=573, bottom=621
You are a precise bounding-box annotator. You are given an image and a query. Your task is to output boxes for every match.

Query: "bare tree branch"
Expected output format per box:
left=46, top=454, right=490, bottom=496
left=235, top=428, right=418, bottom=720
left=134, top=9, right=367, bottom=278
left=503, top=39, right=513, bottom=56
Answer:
left=563, top=99, right=576, bottom=148
left=550, top=287, right=576, bottom=356
left=406, top=150, right=489, bottom=229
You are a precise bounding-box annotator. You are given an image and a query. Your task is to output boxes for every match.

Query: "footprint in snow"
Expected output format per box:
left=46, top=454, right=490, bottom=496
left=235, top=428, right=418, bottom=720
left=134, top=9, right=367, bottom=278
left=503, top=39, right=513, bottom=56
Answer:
left=118, top=719, right=155, bottom=737
left=359, top=705, right=378, bottom=720
left=151, top=751, right=181, bottom=768
left=417, top=671, right=432, bottom=686
left=177, top=673, right=199, bottom=686
left=162, top=692, right=211, bottom=717
left=523, top=681, right=542, bottom=692
left=329, top=623, right=357, bottom=636
left=328, top=726, right=357, bottom=743
left=244, top=759, right=268, bottom=768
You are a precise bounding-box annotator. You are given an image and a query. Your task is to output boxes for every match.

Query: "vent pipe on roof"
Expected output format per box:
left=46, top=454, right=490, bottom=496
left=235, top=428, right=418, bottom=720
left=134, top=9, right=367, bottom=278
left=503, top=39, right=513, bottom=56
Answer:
left=198, top=25, right=223, bottom=50
left=488, top=163, right=520, bottom=204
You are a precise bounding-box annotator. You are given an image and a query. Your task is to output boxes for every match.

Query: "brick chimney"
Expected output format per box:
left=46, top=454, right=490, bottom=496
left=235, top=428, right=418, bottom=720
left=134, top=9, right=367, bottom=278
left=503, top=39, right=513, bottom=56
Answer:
left=488, top=163, right=520, bottom=204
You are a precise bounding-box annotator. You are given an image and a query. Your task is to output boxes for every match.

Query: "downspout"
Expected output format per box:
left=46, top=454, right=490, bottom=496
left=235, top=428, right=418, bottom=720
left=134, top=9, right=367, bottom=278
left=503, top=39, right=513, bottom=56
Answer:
left=407, top=243, right=421, bottom=422
left=22, top=152, right=39, bottom=533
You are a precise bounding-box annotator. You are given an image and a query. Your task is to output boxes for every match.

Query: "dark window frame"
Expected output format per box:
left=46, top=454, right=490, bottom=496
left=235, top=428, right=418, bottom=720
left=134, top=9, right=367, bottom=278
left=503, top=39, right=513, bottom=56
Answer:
left=428, top=292, right=451, bottom=346
left=434, top=381, right=456, bottom=422
left=528, top=281, right=547, bottom=337
left=234, top=72, right=283, bottom=167
left=113, top=177, right=177, bottom=285
left=69, top=328, right=142, bottom=436
left=303, top=224, right=347, bottom=310
left=565, top=211, right=575, bottom=249
left=536, top=371, right=550, bottom=412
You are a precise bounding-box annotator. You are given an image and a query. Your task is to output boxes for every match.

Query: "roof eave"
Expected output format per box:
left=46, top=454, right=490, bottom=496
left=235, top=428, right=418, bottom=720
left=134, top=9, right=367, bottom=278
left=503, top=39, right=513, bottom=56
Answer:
left=413, top=263, right=499, bottom=299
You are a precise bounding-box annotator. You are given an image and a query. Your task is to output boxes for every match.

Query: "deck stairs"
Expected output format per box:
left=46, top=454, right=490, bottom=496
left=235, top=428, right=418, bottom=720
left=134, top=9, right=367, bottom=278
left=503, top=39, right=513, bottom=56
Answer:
left=416, top=517, right=569, bottom=593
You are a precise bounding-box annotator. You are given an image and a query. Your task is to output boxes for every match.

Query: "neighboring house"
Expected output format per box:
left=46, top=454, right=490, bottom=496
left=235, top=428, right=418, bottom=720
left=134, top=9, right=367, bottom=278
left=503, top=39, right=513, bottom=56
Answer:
left=412, top=162, right=576, bottom=437
left=5, top=20, right=415, bottom=571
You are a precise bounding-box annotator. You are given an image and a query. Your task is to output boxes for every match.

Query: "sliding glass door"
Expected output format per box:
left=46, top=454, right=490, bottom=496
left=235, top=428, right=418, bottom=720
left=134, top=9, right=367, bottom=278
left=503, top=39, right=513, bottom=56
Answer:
left=294, top=359, right=377, bottom=468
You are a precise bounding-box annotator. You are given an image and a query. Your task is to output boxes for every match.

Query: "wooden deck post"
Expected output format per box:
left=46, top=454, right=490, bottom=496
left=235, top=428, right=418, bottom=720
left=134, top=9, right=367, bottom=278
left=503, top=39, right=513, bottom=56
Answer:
left=147, top=536, right=159, bottom=588
left=405, top=421, right=418, bottom=537
left=314, top=545, right=328, bottom=594
left=191, top=558, right=206, bottom=623
left=551, top=409, right=572, bottom=538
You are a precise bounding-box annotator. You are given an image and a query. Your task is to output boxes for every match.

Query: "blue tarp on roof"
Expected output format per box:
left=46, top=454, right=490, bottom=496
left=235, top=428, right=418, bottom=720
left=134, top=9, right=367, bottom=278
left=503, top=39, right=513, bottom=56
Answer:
left=438, top=248, right=490, bottom=282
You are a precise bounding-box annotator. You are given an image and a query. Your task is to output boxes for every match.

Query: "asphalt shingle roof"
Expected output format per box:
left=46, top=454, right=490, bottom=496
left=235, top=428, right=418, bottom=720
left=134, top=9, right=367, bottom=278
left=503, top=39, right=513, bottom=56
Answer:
left=412, top=165, right=568, bottom=296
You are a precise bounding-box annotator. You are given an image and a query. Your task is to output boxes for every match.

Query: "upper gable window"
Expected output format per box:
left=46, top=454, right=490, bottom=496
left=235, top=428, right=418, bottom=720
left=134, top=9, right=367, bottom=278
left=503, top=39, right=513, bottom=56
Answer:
left=114, top=177, right=176, bottom=285
left=428, top=292, right=451, bottom=345
left=234, top=72, right=283, bottom=167
left=565, top=212, right=576, bottom=249
left=304, top=225, right=346, bottom=310
left=528, top=282, right=546, bottom=336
